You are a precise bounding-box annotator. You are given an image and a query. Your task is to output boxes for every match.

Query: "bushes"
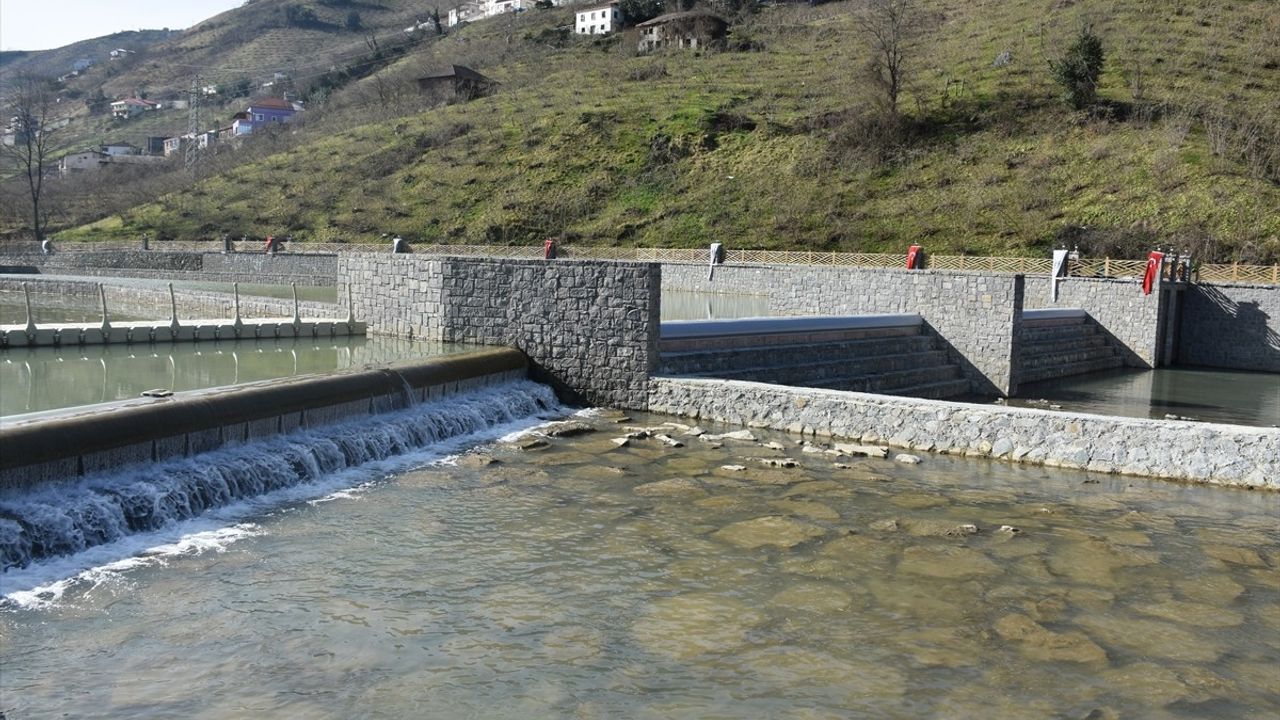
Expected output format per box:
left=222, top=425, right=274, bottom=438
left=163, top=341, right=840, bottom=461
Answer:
left=1050, top=25, right=1105, bottom=110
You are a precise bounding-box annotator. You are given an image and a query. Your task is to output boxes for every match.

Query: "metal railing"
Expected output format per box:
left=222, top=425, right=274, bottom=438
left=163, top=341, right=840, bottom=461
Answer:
left=3, top=240, right=1277, bottom=284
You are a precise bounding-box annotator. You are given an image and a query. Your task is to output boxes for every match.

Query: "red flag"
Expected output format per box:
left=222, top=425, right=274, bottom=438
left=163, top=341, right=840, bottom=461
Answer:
left=906, top=245, right=922, bottom=270
left=1142, top=251, right=1164, bottom=295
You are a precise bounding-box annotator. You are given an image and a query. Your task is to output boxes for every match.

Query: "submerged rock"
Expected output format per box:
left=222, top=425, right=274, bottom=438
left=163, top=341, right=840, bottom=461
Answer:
left=712, top=516, right=827, bottom=550
left=703, top=429, right=757, bottom=442
left=456, top=453, right=499, bottom=468
left=633, top=478, right=706, bottom=498
left=768, top=499, right=841, bottom=521
left=993, top=613, right=1108, bottom=664
left=898, top=545, right=1001, bottom=579
left=631, top=593, right=764, bottom=660
left=543, top=421, right=597, bottom=438
left=833, top=443, right=889, bottom=458
left=894, top=453, right=922, bottom=465
left=1134, top=599, right=1244, bottom=628
left=770, top=581, right=855, bottom=614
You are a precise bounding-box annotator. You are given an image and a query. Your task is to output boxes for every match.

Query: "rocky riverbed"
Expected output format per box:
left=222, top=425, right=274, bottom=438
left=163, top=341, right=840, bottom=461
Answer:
left=3, top=407, right=1278, bottom=718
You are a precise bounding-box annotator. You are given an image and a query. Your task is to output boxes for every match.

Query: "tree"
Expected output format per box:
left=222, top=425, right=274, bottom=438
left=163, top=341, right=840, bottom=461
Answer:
left=430, top=7, right=443, bottom=35
left=345, top=10, right=363, bottom=31
left=1, top=75, right=62, bottom=241
left=619, top=0, right=664, bottom=25
left=1049, top=24, right=1105, bottom=109
left=853, top=0, right=924, bottom=117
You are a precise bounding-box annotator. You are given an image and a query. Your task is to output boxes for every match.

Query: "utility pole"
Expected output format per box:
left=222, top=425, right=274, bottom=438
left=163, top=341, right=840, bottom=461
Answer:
left=185, top=76, right=201, bottom=172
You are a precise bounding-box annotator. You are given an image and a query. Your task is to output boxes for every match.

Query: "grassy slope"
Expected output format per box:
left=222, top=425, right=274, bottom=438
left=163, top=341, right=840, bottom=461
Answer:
left=64, top=0, right=1280, bottom=259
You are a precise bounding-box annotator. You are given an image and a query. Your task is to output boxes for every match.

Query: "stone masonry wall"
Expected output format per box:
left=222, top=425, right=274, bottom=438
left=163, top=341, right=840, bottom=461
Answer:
left=1, top=252, right=337, bottom=286
left=1179, top=282, right=1280, bottom=372
left=648, top=376, right=1280, bottom=488
left=660, top=263, right=1023, bottom=396
left=339, top=254, right=660, bottom=408
left=1023, top=276, right=1165, bottom=367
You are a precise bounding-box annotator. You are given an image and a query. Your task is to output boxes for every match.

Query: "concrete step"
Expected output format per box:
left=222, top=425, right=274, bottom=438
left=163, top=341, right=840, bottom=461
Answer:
left=812, top=365, right=965, bottom=393
left=1020, top=333, right=1109, bottom=356
left=881, top=378, right=972, bottom=400
left=694, top=350, right=953, bottom=386
left=1019, top=356, right=1125, bottom=385
left=1021, top=323, right=1101, bottom=343
left=659, top=335, right=938, bottom=375
left=1021, top=345, right=1119, bottom=369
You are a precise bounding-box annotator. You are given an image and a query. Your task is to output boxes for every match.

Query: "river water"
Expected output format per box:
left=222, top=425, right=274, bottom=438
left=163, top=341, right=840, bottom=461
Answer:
left=1011, top=367, right=1280, bottom=428
left=0, top=337, right=469, bottom=418
left=2, top=390, right=1276, bottom=719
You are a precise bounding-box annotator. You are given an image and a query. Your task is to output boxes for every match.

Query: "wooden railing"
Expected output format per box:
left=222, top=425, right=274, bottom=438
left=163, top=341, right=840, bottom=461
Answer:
left=3, top=240, right=1277, bottom=284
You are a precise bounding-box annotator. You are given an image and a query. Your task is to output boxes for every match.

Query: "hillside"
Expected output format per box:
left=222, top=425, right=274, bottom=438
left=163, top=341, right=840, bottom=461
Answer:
left=1, top=1, right=453, bottom=160
left=46, top=0, right=1280, bottom=260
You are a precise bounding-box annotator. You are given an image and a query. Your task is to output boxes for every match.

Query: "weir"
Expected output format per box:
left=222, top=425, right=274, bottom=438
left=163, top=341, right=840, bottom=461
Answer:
left=0, top=348, right=529, bottom=490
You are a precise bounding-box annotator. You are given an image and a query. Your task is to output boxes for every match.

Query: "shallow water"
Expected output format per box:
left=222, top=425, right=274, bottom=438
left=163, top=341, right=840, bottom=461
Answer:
left=1011, top=366, right=1280, bottom=427
left=0, top=336, right=473, bottom=417
left=0, top=297, right=148, bottom=325
left=2, top=408, right=1276, bottom=719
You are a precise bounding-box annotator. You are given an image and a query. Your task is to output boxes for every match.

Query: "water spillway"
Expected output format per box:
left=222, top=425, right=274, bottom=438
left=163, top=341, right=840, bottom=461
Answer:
left=0, top=378, right=560, bottom=572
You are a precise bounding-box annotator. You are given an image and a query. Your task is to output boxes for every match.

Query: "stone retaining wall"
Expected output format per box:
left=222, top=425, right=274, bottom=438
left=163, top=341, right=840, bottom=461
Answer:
left=661, top=263, right=1022, bottom=395
left=340, top=254, right=660, bottom=408
left=0, top=278, right=342, bottom=322
left=1023, top=276, right=1169, bottom=367
left=1179, top=282, right=1280, bottom=372
left=648, top=376, right=1280, bottom=488
left=1, top=252, right=337, bottom=286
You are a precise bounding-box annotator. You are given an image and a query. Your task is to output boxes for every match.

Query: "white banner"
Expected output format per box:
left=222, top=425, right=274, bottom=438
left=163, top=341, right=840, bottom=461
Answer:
left=1051, top=249, right=1069, bottom=302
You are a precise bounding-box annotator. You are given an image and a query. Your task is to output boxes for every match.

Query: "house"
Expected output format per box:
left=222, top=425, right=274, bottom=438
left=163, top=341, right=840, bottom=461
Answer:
left=415, top=65, right=497, bottom=101
left=109, top=48, right=133, bottom=59
left=636, top=11, right=728, bottom=53
left=448, top=0, right=562, bottom=27
left=576, top=3, right=621, bottom=35
left=230, top=97, right=301, bottom=136
left=110, top=98, right=159, bottom=119
left=146, top=136, right=167, bottom=155
left=59, top=147, right=165, bottom=175
left=100, top=141, right=140, bottom=156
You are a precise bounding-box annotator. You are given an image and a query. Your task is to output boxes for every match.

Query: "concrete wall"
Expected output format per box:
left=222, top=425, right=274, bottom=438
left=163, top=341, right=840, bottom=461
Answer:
left=0, top=251, right=337, bottom=286
left=1023, top=276, right=1168, bottom=367
left=1179, top=283, right=1280, bottom=372
left=648, top=376, right=1280, bottom=488
left=0, top=277, right=343, bottom=322
left=661, top=263, right=1023, bottom=395
left=0, top=349, right=528, bottom=490
left=340, top=254, right=660, bottom=408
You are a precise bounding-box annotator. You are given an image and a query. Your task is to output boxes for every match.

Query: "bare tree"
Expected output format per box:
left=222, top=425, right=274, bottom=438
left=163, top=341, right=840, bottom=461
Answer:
left=853, top=0, right=924, bottom=117
left=1, top=75, right=62, bottom=240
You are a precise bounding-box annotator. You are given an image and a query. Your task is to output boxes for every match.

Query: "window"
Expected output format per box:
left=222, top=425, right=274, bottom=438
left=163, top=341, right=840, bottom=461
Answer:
left=579, top=13, right=584, bottom=20
left=254, top=113, right=264, bottom=121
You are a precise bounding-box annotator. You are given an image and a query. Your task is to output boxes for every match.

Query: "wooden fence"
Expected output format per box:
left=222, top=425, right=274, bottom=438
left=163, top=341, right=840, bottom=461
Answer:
left=2, top=240, right=1277, bottom=284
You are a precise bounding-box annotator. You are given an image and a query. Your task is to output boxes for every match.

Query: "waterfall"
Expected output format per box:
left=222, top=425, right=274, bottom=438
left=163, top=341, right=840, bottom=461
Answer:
left=0, top=380, right=560, bottom=572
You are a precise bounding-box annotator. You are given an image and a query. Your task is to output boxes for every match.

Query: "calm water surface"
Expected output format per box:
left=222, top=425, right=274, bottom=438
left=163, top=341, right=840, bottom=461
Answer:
left=2, top=407, right=1276, bottom=718
left=1012, top=367, right=1280, bottom=427
left=0, top=336, right=471, bottom=417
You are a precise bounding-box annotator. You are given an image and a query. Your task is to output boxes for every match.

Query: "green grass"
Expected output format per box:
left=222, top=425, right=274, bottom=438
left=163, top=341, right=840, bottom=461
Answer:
left=47, top=0, right=1280, bottom=261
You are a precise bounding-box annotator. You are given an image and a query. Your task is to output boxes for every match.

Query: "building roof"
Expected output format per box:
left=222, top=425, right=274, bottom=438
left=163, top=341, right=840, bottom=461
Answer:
left=417, top=64, right=495, bottom=85
left=637, top=10, right=727, bottom=28
left=580, top=2, right=620, bottom=10
left=112, top=98, right=157, bottom=107
left=101, top=141, right=138, bottom=148
left=245, top=96, right=297, bottom=111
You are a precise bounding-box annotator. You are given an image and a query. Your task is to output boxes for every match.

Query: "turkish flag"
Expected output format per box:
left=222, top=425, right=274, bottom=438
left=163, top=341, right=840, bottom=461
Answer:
left=906, top=245, right=922, bottom=269
left=1142, top=251, right=1164, bottom=295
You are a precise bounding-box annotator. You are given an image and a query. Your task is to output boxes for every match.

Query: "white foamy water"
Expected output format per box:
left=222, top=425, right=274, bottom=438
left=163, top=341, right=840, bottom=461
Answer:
left=1, top=380, right=564, bottom=605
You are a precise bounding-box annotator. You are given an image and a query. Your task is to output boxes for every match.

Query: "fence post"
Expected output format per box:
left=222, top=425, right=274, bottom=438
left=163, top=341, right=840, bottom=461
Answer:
left=1232, top=263, right=1239, bottom=281
left=1273, top=265, right=1278, bottom=284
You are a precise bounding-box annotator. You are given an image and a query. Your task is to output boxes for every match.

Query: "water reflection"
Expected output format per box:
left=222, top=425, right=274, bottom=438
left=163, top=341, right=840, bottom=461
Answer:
left=0, top=296, right=148, bottom=325
left=1011, top=366, right=1280, bottom=427
left=0, top=336, right=471, bottom=417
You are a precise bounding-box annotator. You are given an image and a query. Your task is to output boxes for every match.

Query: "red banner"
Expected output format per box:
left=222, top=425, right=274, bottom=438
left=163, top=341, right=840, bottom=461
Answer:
left=1142, top=251, right=1164, bottom=295
left=906, top=245, right=922, bottom=270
